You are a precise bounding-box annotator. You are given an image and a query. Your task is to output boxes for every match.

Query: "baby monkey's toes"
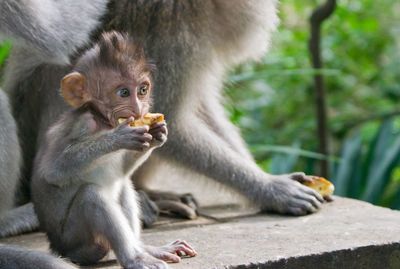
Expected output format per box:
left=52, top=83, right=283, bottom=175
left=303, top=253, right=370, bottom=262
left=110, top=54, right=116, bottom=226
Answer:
left=168, top=239, right=197, bottom=257
left=145, top=240, right=197, bottom=263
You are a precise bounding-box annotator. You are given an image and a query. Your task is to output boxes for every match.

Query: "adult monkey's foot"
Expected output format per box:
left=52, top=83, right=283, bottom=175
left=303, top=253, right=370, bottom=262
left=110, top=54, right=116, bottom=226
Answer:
left=138, top=190, right=159, bottom=228
left=139, top=172, right=323, bottom=226
left=256, top=172, right=325, bottom=216
left=138, top=190, right=198, bottom=227
left=147, top=190, right=198, bottom=220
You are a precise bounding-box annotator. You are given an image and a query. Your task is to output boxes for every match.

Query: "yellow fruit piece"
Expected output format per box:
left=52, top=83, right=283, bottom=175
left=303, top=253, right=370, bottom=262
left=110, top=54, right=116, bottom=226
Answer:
left=302, top=176, right=334, bottom=197
left=118, top=118, right=126, bottom=124
left=118, top=113, right=164, bottom=127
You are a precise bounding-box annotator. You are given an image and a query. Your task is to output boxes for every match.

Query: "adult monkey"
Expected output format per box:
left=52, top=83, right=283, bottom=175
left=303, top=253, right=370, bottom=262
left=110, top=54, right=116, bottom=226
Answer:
left=0, top=0, right=323, bottom=238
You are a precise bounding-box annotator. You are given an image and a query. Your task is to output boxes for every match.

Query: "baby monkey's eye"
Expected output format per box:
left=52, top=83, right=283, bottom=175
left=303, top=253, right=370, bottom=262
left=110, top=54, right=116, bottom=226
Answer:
left=137, top=84, right=149, bottom=96
left=117, top=88, right=130, bottom=98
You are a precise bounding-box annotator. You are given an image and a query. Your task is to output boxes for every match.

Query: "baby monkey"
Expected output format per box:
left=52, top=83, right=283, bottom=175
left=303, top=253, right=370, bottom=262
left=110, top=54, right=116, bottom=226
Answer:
left=31, top=31, right=196, bottom=269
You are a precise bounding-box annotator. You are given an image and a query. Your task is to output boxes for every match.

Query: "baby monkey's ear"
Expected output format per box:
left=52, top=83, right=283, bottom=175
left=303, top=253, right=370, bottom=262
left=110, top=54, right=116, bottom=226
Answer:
left=61, top=72, right=90, bottom=108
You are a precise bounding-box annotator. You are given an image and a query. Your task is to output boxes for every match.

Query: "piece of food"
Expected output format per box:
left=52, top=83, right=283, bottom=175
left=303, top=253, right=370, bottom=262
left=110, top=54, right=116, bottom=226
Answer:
left=118, top=113, right=164, bottom=127
left=302, top=176, right=334, bottom=197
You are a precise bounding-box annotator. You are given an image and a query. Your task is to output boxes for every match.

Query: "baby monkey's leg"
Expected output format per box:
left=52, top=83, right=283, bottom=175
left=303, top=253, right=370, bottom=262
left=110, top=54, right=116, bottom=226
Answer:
left=120, top=182, right=197, bottom=263
left=62, top=184, right=167, bottom=268
left=119, top=181, right=144, bottom=238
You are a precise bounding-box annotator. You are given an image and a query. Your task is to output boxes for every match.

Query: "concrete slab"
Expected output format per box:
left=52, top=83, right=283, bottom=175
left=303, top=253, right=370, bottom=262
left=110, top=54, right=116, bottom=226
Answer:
left=1, top=197, right=400, bottom=269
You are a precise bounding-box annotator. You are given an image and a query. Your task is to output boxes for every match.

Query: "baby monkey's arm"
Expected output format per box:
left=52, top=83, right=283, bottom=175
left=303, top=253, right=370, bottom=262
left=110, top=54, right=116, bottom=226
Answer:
left=40, top=114, right=151, bottom=186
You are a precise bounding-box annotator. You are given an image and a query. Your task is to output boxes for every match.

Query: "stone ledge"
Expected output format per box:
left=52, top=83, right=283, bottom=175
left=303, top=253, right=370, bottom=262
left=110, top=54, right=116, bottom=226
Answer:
left=245, top=243, right=400, bottom=269
left=2, top=197, right=400, bottom=269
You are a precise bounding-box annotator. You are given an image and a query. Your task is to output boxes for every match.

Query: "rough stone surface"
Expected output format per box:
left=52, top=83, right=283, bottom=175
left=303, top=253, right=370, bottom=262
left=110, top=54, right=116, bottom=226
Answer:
left=1, top=197, right=400, bottom=269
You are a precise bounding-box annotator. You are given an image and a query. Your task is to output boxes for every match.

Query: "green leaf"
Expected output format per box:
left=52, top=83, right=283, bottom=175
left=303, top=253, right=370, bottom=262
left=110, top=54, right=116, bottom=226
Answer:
left=251, top=144, right=338, bottom=162
left=362, top=125, right=400, bottom=203
left=359, top=120, right=394, bottom=192
left=332, top=133, right=362, bottom=196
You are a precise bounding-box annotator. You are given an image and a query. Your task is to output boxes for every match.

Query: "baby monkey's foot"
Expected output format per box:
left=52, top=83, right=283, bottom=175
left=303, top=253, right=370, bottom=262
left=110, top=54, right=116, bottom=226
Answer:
left=145, top=240, right=197, bottom=263
left=123, top=253, right=168, bottom=269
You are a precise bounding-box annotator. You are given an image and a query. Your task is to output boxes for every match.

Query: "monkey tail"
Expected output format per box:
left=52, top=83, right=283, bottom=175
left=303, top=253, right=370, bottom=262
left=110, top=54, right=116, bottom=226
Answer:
left=0, top=203, right=39, bottom=238
left=0, top=244, right=76, bottom=269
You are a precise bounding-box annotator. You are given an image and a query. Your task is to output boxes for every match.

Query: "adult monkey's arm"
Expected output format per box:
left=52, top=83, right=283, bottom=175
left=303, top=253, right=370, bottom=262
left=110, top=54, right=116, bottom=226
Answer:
left=0, top=0, right=108, bottom=64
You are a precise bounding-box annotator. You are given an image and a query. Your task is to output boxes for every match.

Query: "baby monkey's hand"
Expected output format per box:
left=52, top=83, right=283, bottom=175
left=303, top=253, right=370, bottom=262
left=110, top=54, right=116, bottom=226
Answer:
left=149, top=121, right=168, bottom=147
left=113, top=117, right=153, bottom=151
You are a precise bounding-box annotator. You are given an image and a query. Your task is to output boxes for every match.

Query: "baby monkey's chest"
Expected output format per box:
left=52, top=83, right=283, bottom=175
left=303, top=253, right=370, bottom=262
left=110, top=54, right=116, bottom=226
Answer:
left=83, top=151, right=131, bottom=199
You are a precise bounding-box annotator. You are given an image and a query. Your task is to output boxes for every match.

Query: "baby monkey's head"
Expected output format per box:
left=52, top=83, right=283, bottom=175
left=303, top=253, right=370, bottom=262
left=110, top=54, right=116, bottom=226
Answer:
left=61, top=31, right=154, bottom=127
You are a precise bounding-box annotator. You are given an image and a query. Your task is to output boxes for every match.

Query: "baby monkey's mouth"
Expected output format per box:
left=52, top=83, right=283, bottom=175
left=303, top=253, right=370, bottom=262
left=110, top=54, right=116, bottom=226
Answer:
left=111, top=108, right=136, bottom=127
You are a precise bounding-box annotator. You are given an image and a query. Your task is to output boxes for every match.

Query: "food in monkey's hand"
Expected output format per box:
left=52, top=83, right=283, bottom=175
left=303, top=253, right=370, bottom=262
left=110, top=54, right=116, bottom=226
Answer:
left=118, top=113, right=164, bottom=127
left=302, top=176, right=334, bottom=198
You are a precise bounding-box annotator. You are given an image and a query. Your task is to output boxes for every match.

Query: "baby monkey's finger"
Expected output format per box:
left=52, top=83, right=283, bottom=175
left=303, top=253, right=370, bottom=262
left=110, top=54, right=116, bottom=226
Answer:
left=136, top=133, right=153, bottom=143
left=150, top=127, right=167, bottom=137
left=149, top=122, right=167, bottom=135
left=150, top=121, right=166, bottom=130
left=154, top=133, right=166, bottom=141
left=132, top=125, right=150, bottom=134
left=119, top=116, right=135, bottom=126
left=126, top=141, right=150, bottom=151
left=116, top=117, right=134, bottom=130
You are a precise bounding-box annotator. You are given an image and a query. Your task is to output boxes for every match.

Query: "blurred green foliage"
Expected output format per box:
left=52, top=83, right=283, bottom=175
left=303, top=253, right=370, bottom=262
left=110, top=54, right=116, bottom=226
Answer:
left=0, top=41, right=11, bottom=69
left=225, top=0, right=400, bottom=208
left=332, top=118, right=400, bottom=208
